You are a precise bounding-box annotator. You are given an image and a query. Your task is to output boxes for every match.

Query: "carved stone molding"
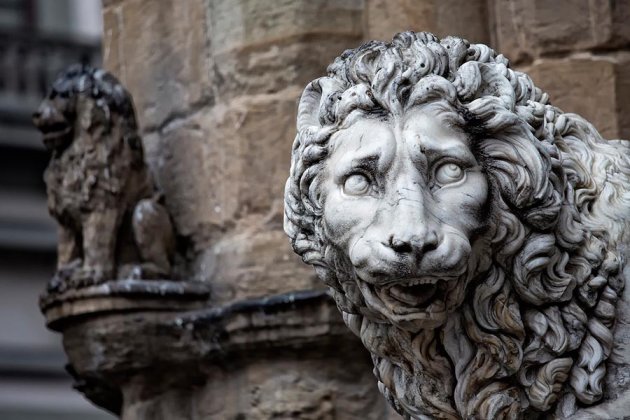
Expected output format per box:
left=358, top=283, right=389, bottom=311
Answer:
left=55, top=289, right=363, bottom=417
left=285, top=31, right=630, bottom=419
left=40, top=279, right=211, bottom=330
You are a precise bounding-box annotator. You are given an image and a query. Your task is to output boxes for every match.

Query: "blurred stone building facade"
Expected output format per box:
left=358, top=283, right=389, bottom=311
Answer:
left=0, top=1, right=112, bottom=419
left=15, top=0, right=630, bottom=419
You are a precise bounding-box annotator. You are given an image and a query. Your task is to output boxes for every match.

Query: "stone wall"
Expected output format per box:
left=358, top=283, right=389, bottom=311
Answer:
left=57, top=1, right=630, bottom=418
left=491, top=0, right=630, bottom=140
left=101, top=0, right=630, bottom=302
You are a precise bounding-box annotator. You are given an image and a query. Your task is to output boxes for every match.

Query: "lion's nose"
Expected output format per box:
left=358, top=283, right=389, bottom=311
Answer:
left=382, top=177, right=440, bottom=257
left=32, top=110, right=43, bottom=124
left=386, top=230, right=439, bottom=255
left=33, top=103, right=52, bottom=124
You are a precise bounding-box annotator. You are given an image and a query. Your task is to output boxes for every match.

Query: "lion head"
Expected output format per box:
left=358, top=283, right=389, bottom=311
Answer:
left=33, top=64, right=141, bottom=156
left=285, top=32, right=630, bottom=419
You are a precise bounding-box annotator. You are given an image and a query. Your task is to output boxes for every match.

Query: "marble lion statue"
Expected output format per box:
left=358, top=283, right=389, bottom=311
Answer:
left=33, top=65, right=175, bottom=290
left=284, top=32, right=630, bottom=419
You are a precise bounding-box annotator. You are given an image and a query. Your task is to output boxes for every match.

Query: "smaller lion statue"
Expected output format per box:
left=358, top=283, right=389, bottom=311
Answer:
left=285, top=32, right=630, bottom=419
left=33, top=65, right=175, bottom=291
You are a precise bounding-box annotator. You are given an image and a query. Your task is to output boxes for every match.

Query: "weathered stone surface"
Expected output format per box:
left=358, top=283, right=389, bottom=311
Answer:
left=492, top=0, right=630, bottom=63
left=123, top=354, right=394, bottom=420
left=616, top=53, right=630, bottom=141
left=207, top=0, right=363, bottom=52
left=364, top=0, right=489, bottom=44
left=363, top=0, right=432, bottom=41
left=103, top=0, right=365, bottom=128
left=102, top=0, right=212, bottom=130
left=33, top=65, right=176, bottom=290
left=524, top=55, right=630, bottom=140
left=192, top=89, right=302, bottom=226
left=137, top=87, right=323, bottom=303
left=60, top=291, right=396, bottom=419
left=196, top=229, right=319, bottom=304
left=40, top=279, right=210, bottom=329
left=138, top=94, right=318, bottom=304
left=210, top=37, right=363, bottom=104
left=285, top=31, right=630, bottom=418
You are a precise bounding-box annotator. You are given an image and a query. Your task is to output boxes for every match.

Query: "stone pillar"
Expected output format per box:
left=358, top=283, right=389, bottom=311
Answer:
left=101, top=0, right=365, bottom=304
left=363, top=0, right=490, bottom=44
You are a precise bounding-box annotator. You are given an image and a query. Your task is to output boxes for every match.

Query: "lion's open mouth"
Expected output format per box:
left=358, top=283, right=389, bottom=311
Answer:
left=40, top=122, right=71, bottom=138
left=376, top=279, right=455, bottom=313
left=385, top=282, right=438, bottom=307
left=39, top=123, right=72, bottom=149
left=357, top=276, right=462, bottom=328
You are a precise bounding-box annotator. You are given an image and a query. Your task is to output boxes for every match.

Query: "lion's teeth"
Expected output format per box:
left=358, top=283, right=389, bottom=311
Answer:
left=388, top=283, right=437, bottom=306
left=408, top=277, right=437, bottom=286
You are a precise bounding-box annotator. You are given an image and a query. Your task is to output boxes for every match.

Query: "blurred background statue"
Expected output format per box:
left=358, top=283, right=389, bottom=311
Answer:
left=33, top=65, right=175, bottom=292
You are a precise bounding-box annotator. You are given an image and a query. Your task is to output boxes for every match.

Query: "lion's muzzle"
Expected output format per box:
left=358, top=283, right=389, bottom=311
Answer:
left=33, top=100, right=73, bottom=151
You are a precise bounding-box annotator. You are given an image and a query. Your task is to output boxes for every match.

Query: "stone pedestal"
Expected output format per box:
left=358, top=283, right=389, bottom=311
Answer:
left=43, top=288, right=388, bottom=419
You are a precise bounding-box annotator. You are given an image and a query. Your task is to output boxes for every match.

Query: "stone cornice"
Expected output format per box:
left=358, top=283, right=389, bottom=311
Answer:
left=48, top=287, right=348, bottom=415
left=40, top=279, right=212, bottom=330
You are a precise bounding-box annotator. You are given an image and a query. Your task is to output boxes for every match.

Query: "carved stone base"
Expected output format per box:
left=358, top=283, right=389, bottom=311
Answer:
left=40, top=279, right=211, bottom=330
left=45, top=288, right=392, bottom=418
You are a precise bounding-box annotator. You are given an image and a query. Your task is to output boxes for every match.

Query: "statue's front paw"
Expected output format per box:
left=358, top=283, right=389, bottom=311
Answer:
left=68, top=267, right=112, bottom=288
left=49, top=259, right=82, bottom=293
left=118, top=263, right=169, bottom=280
left=118, top=264, right=143, bottom=280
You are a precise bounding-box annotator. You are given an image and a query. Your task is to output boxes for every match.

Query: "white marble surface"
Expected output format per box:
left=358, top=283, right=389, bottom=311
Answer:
left=285, top=31, right=630, bottom=419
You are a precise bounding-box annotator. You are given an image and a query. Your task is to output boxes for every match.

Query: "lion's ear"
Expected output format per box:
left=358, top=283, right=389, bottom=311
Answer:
left=297, top=78, right=346, bottom=130
left=297, top=79, right=323, bottom=131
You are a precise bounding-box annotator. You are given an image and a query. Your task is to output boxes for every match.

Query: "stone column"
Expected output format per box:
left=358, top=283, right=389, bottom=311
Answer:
left=101, top=0, right=365, bottom=305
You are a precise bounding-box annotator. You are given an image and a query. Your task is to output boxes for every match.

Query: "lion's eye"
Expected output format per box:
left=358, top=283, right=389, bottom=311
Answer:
left=343, top=173, right=371, bottom=195
left=434, top=162, right=464, bottom=186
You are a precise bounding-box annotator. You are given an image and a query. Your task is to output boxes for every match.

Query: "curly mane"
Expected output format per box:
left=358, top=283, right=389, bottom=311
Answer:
left=50, top=64, right=138, bottom=125
left=43, top=65, right=148, bottom=212
left=284, top=32, right=630, bottom=418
